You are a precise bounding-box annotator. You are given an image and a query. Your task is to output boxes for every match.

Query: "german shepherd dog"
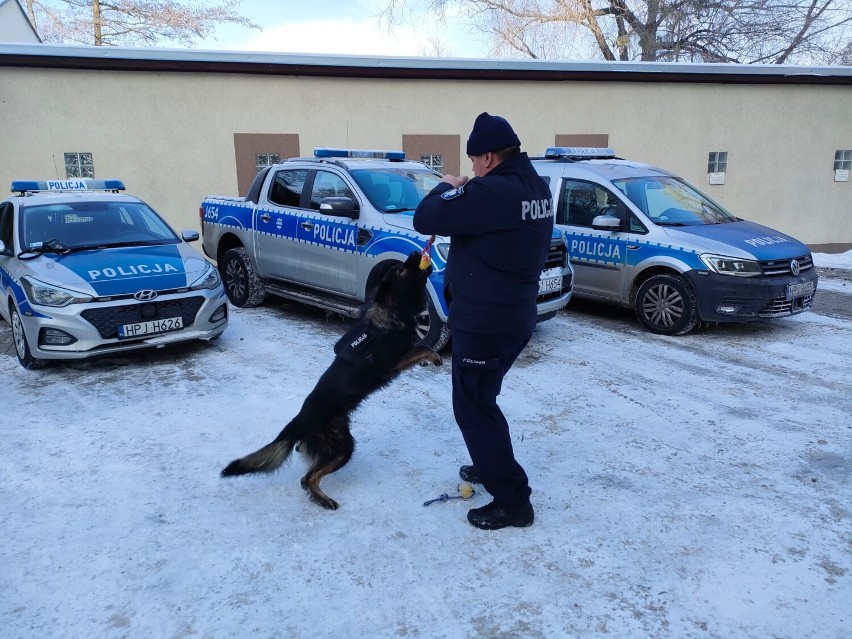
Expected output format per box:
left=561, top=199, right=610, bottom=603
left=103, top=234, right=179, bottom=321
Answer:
left=221, top=251, right=441, bottom=510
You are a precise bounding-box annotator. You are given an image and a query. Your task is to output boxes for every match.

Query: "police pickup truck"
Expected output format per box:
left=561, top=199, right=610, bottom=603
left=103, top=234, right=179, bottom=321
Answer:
left=532, top=148, right=818, bottom=335
left=0, top=179, right=228, bottom=368
left=201, top=148, right=573, bottom=350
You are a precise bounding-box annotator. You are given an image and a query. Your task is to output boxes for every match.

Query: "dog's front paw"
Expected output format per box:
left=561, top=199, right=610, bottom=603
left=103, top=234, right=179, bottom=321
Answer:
left=424, top=351, right=442, bottom=366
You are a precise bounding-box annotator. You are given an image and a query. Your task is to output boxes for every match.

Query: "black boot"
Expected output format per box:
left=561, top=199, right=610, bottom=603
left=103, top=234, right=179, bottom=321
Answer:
left=467, top=500, right=534, bottom=530
left=459, top=464, right=481, bottom=484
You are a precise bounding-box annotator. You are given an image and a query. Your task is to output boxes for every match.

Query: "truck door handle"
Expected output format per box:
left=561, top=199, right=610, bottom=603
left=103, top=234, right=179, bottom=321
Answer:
left=259, top=213, right=271, bottom=223
left=300, top=221, right=315, bottom=231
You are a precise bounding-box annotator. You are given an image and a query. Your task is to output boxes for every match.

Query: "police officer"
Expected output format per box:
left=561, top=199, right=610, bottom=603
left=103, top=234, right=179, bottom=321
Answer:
left=414, top=112, right=553, bottom=530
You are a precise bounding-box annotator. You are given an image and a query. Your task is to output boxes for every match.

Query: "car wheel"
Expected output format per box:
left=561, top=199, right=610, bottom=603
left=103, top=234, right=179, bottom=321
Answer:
left=10, top=302, right=44, bottom=369
left=220, top=247, right=266, bottom=308
left=634, top=273, right=699, bottom=336
left=414, top=293, right=451, bottom=352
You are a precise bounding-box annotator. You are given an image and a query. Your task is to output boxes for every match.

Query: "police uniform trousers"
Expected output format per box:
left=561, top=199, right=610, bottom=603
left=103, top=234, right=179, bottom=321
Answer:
left=450, top=326, right=532, bottom=511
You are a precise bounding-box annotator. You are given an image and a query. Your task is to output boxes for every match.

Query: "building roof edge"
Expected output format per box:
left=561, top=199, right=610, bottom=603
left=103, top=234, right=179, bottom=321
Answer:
left=1, top=43, right=850, bottom=84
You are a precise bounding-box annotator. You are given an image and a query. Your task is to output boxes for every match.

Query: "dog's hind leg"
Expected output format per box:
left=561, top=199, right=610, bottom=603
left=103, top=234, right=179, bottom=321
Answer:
left=301, top=457, right=349, bottom=510
left=391, top=346, right=442, bottom=373
left=299, top=415, right=355, bottom=510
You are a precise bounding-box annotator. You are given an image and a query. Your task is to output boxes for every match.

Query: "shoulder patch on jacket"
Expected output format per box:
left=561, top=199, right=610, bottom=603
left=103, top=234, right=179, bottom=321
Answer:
left=441, top=185, right=466, bottom=200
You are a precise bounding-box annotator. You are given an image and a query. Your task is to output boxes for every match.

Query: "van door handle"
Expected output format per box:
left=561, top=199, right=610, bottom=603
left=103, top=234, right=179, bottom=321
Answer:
left=301, top=221, right=315, bottom=231
left=259, top=213, right=271, bottom=223
left=627, top=244, right=641, bottom=250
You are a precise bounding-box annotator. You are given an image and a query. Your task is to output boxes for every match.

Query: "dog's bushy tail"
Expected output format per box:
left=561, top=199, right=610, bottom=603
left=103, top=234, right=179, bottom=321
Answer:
left=221, top=431, right=296, bottom=477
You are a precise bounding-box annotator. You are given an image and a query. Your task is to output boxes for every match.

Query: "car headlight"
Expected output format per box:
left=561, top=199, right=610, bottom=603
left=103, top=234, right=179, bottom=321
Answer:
left=435, top=242, right=450, bottom=261
left=21, top=277, right=93, bottom=306
left=190, top=263, right=221, bottom=290
left=700, top=254, right=762, bottom=277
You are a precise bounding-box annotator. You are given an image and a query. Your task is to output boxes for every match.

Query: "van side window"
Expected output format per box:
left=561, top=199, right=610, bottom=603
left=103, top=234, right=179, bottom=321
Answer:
left=627, top=211, right=648, bottom=234
left=557, top=180, right=620, bottom=227
left=0, top=203, right=13, bottom=252
left=268, top=169, right=308, bottom=207
left=310, top=171, right=355, bottom=210
left=614, top=206, right=648, bottom=234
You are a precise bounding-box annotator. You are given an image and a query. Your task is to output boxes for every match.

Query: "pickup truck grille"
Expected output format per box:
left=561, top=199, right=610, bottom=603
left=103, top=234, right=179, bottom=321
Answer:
left=538, top=239, right=570, bottom=302
left=81, top=297, right=206, bottom=338
left=544, top=239, right=567, bottom=270
left=759, top=254, right=813, bottom=276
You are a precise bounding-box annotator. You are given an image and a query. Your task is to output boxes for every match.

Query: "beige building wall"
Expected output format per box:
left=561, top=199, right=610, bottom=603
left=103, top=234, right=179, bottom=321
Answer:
left=1, top=64, right=849, bottom=249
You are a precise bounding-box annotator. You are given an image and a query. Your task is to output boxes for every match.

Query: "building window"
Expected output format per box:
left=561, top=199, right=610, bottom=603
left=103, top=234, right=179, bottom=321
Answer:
left=708, top=151, right=728, bottom=173
left=65, top=153, right=94, bottom=178
left=404, top=135, right=459, bottom=176
left=421, top=154, right=444, bottom=173
left=835, top=150, right=851, bottom=182
left=707, top=151, right=727, bottom=185
left=256, top=153, right=281, bottom=173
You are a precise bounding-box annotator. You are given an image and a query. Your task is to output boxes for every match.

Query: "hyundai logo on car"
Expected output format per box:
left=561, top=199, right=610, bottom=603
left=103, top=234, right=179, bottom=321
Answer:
left=134, top=290, right=159, bottom=301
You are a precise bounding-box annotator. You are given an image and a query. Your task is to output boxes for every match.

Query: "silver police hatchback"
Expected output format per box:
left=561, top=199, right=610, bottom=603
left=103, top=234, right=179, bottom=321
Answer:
left=0, top=179, right=228, bottom=368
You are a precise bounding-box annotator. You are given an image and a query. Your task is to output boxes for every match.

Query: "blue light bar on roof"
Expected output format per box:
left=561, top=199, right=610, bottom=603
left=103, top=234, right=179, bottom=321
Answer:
left=11, top=179, right=126, bottom=194
left=314, top=147, right=405, bottom=160
left=544, top=147, right=616, bottom=159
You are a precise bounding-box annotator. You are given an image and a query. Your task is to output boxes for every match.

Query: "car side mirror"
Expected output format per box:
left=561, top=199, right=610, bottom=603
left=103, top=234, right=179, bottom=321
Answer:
left=320, top=197, right=359, bottom=219
left=0, top=240, right=9, bottom=255
left=181, top=229, right=200, bottom=242
left=591, top=215, right=622, bottom=232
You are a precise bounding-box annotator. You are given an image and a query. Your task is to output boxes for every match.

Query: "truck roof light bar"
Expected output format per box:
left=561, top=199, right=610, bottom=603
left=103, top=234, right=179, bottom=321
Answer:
left=543, top=147, right=616, bottom=160
left=314, top=148, right=406, bottom=160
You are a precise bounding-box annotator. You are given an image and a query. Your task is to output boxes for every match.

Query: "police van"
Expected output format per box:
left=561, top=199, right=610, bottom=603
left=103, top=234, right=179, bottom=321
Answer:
left=201, top=148, right=574, bottom=351
left=532, top=148, right=818, bottom=335
left=0, top=179, right=228, bottom=368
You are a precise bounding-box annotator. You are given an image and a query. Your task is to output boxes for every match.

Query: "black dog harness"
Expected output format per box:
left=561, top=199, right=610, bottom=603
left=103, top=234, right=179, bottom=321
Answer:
left=334, top=319, right=412, bottom=369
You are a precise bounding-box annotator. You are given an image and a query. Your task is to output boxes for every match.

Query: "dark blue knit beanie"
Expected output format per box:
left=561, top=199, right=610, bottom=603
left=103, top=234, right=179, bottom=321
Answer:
left=466, top=112, right=521, bottom=156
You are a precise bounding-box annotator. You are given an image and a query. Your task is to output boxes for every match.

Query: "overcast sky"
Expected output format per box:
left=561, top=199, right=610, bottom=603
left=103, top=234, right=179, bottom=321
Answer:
left=185, top=0, right=490, bottom=57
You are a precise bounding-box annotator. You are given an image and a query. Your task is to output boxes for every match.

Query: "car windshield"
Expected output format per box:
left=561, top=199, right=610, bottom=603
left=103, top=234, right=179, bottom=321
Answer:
left=350, top=168, right=443, bottom=212
left=21, top=200, right=179, bottom=249
left=611, top=176, right=738, bottom=226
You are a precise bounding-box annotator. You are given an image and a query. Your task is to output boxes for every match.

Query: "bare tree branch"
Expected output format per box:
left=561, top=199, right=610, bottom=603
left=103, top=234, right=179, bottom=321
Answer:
left=377, top=0, right=852, bottom=64
left=29, top=0, right=260, bottom=46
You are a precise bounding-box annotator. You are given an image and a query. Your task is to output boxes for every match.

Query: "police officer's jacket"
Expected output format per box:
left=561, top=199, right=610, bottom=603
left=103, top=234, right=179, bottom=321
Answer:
left=414, top=152, right=552, bottom=336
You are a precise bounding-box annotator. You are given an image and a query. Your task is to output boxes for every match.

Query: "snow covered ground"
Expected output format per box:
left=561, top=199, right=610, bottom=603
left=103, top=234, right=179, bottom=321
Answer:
left=1, top=253, right=850, bottom=638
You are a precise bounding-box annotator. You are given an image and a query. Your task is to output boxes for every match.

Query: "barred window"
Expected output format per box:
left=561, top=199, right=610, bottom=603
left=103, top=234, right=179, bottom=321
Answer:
left=65, top=153, right=94, bottom=178
left=256, top=153, right=281, bottom=173
left=834, top=150, right=852, bottom=171
left=421, top=154, right=444, bottom=173
left=707, top=151, right=728, bottom=174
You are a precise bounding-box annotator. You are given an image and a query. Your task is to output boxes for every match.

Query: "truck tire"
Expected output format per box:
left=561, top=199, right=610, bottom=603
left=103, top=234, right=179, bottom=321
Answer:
left=415, top=294, right=451, bottom=352
left=220, top=247, right=266, bottom=308
left=634, top=273, right=699, bottom=336
left=11, top=301, right=44, bottom=369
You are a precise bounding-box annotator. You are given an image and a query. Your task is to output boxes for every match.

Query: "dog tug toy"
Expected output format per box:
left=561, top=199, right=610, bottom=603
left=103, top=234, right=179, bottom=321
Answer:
left=423, top=482, right=476, bottom=506
left=419, top=235, right=435, bottom=270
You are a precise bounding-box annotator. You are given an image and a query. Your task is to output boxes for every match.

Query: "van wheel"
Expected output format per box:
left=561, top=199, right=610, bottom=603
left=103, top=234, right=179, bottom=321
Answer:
left=11, top=302, right=44, bottom=369
left=634, top=274, right=698, bottom=336
left=220, top=247, right=266, bottom=308
left=414, top=294, right=451, bottom=352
